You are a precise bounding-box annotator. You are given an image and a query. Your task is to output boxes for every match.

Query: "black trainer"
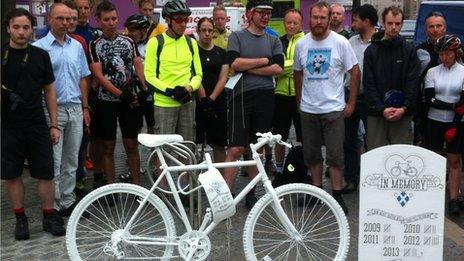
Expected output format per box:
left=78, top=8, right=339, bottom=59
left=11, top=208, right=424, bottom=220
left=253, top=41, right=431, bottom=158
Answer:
left=93, top=178, right=107, bottom=190
left=341, top=182, right=358, bottom=194
left=334, top=196, right=349, bottom=215
left=15, top=215, right=30, bottom=240
left=448, top=199, right=460, bottom=216
left=59, top=202, right=90, bottom=219
left=43, top=211, right=66, bottom=236
left=245, top=194, right=258, bottom=210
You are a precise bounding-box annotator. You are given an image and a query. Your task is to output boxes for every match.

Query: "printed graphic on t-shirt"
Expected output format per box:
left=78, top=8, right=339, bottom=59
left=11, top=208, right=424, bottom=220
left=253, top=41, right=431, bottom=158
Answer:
left=91, top=36, right=135, bottom=101
left=306, top=48, right=331, bottom=80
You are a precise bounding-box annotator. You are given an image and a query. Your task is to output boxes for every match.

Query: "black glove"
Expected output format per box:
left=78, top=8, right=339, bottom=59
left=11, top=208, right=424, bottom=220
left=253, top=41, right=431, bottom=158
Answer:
left=119, top=89, right=135, bottom=103
left=199, top=97, right=216, bottom=119
left=137, top=88, right=151, bottom=102
left=171, top=86, right=191, bottom=104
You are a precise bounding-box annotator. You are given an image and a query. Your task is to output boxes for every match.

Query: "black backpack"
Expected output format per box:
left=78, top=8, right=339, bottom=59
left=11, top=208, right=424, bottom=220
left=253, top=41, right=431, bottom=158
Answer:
left=272, top=145, right=311, bottom=187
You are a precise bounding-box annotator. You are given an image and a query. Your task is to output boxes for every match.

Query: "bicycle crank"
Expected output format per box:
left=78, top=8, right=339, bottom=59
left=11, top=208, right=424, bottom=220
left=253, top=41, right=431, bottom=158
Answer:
left=178, top=230, right=211, bottom=261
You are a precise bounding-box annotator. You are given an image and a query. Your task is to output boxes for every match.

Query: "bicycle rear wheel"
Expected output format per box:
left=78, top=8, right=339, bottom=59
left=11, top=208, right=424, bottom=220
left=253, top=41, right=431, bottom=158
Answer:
left=66, top=184, right=176, bottom=260
left=243, top=184, right=349, bottom=261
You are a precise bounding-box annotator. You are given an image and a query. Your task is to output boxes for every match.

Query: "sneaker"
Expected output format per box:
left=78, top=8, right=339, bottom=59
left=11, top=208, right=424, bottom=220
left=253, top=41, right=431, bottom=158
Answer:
left=118, top=172, right=132, bottom=183
left=324, top=169, right=330, bottom=178
left=245, top=194, right=258, bottom=210
left=341, top=182, right=358, bottom=194
left=15, top=215, right=30, bottom=240
left=334, top=196, right=349, bottom=215
left=448, top=199, right=460, bottom=216
left=43, top=211, right=66, bottom=236
left=84, top=159, right=94, bottom=170
left=74, top=180, right=88, bottom=200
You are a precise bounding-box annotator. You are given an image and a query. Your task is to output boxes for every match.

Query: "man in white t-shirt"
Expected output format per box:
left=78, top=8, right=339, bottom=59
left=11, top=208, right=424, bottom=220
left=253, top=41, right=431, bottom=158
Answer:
left=294, top=1, right=360, bottom=214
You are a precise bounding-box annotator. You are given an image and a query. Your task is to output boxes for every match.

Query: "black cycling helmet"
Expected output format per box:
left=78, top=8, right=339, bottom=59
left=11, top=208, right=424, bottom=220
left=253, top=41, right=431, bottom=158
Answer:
left=124, top=14, right=150, bottom=29
left=435, top=34, right=461, bottom=52
left=246, top=0, right=273, bottom=10
left=162, top=0, right=191, bottom=18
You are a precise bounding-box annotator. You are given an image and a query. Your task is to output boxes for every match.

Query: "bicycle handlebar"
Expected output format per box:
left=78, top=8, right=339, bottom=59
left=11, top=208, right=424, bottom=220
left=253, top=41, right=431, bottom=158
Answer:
left=251, top=132, right=292, bottom=152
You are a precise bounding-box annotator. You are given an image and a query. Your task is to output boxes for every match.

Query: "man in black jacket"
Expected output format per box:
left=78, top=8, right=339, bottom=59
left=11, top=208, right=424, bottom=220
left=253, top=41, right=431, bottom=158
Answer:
left=363, top=6, right=420, bottom=150
left=414, top=12, right=447, bottom=145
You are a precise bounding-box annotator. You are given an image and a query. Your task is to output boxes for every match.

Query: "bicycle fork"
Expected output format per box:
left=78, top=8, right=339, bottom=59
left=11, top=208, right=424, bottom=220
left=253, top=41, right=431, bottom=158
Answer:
left=263, top=180, right=302, bottom=241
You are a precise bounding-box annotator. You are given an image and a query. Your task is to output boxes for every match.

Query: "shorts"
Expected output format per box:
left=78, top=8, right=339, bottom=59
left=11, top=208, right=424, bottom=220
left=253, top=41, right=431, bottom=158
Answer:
left=154, top=101, right=195, bottom=141
left=139, top=100, right=155, bottom=129
left=196, top=97, right=227, bottom=146
left=227, top=89, right=274, bottom=147
left=1, top=120, right=54, bottom=180
left=426, top=119, right=464, bottom=154
left=272, top=94, right=302, bottom=141
left=94, top=100, right=141, bottom=140
left=300, top=111, right=345, bottom=168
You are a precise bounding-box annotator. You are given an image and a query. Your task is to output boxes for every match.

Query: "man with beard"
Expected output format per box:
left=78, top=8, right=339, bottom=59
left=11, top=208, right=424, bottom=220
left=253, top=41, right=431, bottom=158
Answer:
left=294, top=1, right=360, bottom=214
left=363, top=6, right=420, bottom=150
left=223, top=0, right=283, bottom=210
left=342, top=4, right=378, bottom=194
left=330, top=3, right=350, bottom=39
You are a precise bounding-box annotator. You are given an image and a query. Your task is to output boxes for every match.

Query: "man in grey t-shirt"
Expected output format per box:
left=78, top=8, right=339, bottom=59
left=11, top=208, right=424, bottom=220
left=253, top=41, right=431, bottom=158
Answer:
left=224, top=0, right=283, bottom=210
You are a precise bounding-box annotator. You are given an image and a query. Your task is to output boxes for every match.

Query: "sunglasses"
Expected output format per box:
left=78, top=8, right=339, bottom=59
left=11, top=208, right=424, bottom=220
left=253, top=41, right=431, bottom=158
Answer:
left=254, top=10, right=272, bottom=18
left=172, top=16, right=190, bottom=24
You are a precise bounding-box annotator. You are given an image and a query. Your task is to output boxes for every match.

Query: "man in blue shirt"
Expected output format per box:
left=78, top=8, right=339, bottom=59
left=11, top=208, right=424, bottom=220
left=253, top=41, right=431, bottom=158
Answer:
left=34, top=3, right=91, bottom=216
left=74, top=0, right=100, bottom=44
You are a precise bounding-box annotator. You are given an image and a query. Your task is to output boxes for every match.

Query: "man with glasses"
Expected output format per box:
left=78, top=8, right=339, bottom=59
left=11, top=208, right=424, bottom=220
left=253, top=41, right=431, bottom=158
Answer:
left=223, top=0, right=283, bottom=210
left=212, top=5, right=230, bottom=50
left=414, top=12, right=447, bottom=145
left=33, top=3, right=91, bottom=217
left=138, top=0, right=166, bottom=39
left=145, top=0, right=202, bottom=149
left=294, top=1, right=360, bottom=214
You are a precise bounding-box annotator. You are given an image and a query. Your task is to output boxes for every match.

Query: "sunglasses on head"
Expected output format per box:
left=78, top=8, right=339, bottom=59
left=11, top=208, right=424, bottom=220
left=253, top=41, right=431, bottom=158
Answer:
left=172, top=16, right=189, bottom=24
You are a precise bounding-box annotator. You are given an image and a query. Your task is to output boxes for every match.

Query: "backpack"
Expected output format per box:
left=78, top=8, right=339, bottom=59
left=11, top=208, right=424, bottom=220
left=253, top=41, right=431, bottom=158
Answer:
left=155, top=34, right=195, bottom=78
left=272, top=146, right=311, bottom=187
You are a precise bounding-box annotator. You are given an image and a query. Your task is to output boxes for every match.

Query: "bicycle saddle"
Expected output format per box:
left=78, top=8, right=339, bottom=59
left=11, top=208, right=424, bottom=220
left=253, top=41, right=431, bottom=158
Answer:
left=137, top=133, right=184, bottom=147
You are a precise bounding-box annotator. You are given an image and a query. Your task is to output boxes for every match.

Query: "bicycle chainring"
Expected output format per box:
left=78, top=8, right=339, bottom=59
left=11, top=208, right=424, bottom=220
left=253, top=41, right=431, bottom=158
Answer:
left=178, top=230, right=211, bottom=261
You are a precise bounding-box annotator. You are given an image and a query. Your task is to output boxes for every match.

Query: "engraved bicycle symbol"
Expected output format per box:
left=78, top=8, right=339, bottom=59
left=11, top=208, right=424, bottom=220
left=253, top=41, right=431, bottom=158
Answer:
left=390, top=160, right=418, bottom=177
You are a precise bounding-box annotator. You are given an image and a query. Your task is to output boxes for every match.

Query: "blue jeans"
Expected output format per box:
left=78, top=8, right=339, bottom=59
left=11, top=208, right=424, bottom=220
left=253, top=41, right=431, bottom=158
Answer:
left=343, top=98, right=367, bottom=185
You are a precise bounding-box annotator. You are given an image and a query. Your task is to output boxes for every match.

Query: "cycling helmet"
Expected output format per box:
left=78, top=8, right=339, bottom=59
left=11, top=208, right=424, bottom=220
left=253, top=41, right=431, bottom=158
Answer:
left=124, top=14, right=150, bottom=29
left=435, top=34, right=461, bottom=52
left=162, top=0, right=191, bottom=18
left=384, top=89, right=405, bottom=108
left=246, top=0, right=274, bottom=10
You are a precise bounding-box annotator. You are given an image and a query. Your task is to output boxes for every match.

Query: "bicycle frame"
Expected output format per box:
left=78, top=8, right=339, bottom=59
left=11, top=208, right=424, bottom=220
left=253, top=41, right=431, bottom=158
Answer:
left=121, top=136, right=300, bottom=249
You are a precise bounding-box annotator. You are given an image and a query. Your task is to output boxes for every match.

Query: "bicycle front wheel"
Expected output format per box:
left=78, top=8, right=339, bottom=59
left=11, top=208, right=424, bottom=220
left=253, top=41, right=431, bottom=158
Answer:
left=66, top=184, right=176, bottom=260
left=243, top=184, right=349, bottom=261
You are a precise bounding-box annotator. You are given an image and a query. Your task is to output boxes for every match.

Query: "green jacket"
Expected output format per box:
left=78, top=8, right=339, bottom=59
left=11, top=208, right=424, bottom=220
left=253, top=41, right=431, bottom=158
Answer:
left=275, top=31, right=305, bottom=96
left=145, top=33, right=203, bottom=107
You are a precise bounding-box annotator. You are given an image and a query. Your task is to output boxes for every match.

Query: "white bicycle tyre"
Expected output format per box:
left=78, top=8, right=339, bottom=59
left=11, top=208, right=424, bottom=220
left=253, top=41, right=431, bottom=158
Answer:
left=243, top=183, right=350, bottom=261
left=66, top=183, right=176, bottom=260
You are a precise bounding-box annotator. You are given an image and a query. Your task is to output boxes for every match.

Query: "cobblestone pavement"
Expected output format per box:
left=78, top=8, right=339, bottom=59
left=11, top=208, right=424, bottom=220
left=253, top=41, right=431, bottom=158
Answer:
left=2, top=131, right=464, bottom=260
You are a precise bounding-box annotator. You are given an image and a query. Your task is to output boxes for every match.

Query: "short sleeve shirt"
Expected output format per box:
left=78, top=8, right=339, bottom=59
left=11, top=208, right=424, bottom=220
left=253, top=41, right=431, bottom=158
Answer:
left=199, top=45, right=227, bottom=98
left=424, top=62, right=464, bottom=122
left=89, top=34, right=139, bottom=101
left=1, top=45, right=55, bottom=123
left=294, top=31, right=358, bottom=114
left=227, top=29, right=283, bottom=94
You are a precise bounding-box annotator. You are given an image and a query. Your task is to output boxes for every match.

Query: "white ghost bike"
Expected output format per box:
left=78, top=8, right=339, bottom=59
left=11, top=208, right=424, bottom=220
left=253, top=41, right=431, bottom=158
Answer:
left=66, top=132, right=350, bottom=260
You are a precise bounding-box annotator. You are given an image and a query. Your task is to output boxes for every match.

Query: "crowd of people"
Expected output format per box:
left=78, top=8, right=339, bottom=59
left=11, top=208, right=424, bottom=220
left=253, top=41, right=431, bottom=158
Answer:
left=1, top=0, right=463, bottom=241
